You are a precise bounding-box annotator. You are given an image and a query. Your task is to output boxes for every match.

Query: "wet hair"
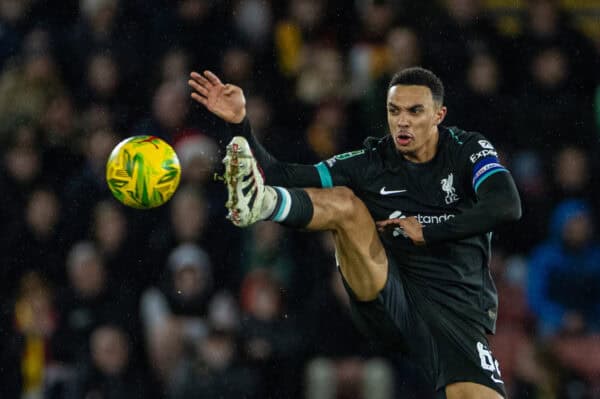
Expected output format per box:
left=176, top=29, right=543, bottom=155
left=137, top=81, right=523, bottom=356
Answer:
left=388, top=67, right=444, bottom=105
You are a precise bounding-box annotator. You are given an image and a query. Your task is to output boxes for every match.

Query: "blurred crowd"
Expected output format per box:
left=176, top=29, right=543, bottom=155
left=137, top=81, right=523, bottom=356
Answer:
left=0, top=0, right=598, bottom=398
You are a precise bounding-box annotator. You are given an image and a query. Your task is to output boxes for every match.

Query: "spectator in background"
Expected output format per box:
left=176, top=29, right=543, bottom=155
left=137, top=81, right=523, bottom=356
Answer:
left=147, top=0, right=226, bottom=71
left=62, top=127, right=118, bottom=242
left=158, top=48, right=191, bottom=84
left=242, top=222, right=295, bottom=289
left=39, top=93, right=85, bottom=192
left=304, top=264, right=393, bottom=399
left=0, top=28, right=63, bottom=130
left=174, top=133, right=219, bottom=188
left=518, top=0, right=597, bottom=98
left=528, top=200, right=600, bottom=337
left=206, top=290, right=241, bottom=335
left=78, top=52, right=132, bottom=130
left=62, top=0, right=141, bottom=91
left=146, top=185, right=210, bottom=280
left=232, top=0, right=274, bottom=53
left=1, top=272, right=61, bottom=399
left=295, top=46, right=347, bottom=107
left=0, top=119, right=43, bottom=253
left=167, top=329, right=259, bottom=399
left=304, top=100, right=348, bottom=159
left=140, top=243, right=213, bottom=385
left=134, top=80, right=192, bottom=142
left=424, top=0, right=507, bottom=92
left=0, top=0, right=32, bottom=68
left=550, top=146, right=593, bottom=204
left=355, top=26, right=422, bottom=139
left=274, top=0, right=329, bottom=79
left=239, top=269, right=303, bottom=397
left=90, top=200, right=144, bottom=292
left=54, top=242, right=134, bottom=364
left=244, top=94, right=309, bottom=163
left=348, top=0, right=398, bottom=100
left=6, top=187, right=66, bottom=289
left=64, top=324, right=148, bottom=399
left=220, top=46, right=255, bottom=89
left=445, top=52, right=511, bottom=148
left=80, top=102, right=114, bottom=133
left=510, top=46, right=593, bottom=152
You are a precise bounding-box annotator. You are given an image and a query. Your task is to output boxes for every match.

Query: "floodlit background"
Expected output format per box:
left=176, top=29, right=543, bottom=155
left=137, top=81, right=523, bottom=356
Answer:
left=0, top=0, right=598, bottom=398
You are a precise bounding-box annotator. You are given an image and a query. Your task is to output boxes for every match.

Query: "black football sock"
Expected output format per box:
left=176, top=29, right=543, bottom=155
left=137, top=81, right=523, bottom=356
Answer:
left=268, top=187, right=314, bottom=228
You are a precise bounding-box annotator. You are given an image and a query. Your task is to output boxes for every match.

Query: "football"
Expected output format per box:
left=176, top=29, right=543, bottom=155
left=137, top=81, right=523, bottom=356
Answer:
left=106, top=135, right=181, bottom=209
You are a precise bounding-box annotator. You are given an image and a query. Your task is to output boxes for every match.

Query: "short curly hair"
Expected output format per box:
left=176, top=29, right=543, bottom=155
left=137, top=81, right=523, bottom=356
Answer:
left=388, top=67, right=444, bottom=105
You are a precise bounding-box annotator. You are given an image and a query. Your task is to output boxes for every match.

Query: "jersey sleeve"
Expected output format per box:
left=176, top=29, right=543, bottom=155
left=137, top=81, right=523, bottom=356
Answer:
left=313, top=149, right=370, bottom=189
left=422, top=131, right=521, bottom=244
left=459, top=134, right=509, bottom=194
left=228, top=117, right=368, bottom=189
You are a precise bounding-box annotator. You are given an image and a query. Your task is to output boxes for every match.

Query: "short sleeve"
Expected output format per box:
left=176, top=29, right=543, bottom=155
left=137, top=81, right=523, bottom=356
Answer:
left=460, top=135, right=509, bottom=193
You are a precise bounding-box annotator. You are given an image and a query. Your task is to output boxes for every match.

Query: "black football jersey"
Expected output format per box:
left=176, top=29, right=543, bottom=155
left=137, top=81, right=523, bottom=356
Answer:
left=312, top=126, right=509, bottom=333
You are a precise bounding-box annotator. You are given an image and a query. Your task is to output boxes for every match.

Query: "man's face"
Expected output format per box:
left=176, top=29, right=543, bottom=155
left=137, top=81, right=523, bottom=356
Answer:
left=386, top=85, right=446, bottom=160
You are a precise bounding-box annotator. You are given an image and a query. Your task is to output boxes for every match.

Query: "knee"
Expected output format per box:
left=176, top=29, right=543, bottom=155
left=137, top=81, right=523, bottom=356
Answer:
left=327, top=187, right=362, bottom=221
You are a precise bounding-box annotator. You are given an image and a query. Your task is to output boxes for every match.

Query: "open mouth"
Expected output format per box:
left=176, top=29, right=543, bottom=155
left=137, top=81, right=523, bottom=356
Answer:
left=395, top=132, right=413, bottom=146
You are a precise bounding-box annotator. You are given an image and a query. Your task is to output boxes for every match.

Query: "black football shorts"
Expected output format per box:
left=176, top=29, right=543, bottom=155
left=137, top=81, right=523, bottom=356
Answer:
left=339, top=262, right=506, bottom=398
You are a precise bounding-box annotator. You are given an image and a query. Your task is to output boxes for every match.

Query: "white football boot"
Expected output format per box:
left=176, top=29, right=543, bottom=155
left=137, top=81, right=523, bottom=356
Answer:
left=222, top=136, right=275, bottom=227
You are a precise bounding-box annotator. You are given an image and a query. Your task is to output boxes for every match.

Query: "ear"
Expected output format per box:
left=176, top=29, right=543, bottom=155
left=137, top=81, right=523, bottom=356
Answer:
left=434, top=105, right=447, bottom=125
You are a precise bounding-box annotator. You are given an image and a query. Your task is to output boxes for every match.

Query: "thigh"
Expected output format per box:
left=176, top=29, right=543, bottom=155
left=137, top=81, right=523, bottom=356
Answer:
left=305, top=187, right=388, bottom=301
left=445, top=382, right=504, bottom=399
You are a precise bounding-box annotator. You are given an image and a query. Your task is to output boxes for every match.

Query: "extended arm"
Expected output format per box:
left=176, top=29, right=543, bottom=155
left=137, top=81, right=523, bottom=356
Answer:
left=227, top=117, right=322, bottom=187
left=189, top=70, right=352, bottom=188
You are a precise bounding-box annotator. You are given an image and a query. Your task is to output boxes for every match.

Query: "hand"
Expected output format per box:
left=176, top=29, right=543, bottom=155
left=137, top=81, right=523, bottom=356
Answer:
left=188, top=70, right=246, bottom=123
left=376, top=216, right=426, bottom=246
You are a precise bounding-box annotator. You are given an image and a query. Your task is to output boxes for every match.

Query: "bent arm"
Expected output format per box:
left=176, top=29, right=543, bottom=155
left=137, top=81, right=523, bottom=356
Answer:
left=423, top=171, right=522, bottom=244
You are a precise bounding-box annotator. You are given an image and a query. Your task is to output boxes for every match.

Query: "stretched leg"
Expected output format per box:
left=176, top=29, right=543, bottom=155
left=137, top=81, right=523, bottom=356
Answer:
left=223, top=137, right=388, bottom=301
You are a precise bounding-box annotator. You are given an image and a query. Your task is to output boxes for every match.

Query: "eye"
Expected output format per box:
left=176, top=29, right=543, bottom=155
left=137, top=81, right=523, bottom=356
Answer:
left=388, top=108, right=399, bottom=115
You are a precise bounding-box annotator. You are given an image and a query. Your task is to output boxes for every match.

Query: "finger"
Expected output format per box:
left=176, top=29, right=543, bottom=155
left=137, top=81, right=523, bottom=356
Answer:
left=204, top=70, right=223, bottom=85
left=376, top=218, right=402, bottom=227
left=188, top=79, right=209, bottom=96
left=190, top=71, right=211, bottom=87
left=191, top=92, right=208, bottom=106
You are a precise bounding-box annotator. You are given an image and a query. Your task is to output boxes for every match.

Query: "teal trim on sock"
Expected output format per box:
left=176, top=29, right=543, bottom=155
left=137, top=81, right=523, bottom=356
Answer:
left=272, top=187, right=289, bottom=221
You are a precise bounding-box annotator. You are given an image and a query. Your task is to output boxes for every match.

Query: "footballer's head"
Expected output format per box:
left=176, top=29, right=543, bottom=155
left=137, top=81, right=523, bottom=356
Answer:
left=386, top=67, right=447, bottom=162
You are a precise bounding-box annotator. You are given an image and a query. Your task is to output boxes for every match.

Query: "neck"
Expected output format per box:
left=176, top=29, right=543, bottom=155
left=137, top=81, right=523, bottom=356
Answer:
left=402, top=127, right=440, bottom=163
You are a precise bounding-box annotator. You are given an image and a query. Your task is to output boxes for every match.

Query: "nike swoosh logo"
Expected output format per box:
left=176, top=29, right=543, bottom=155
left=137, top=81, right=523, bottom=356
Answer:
left=380, top=187, right=407, bottom=195
left=490, top=375, right=504, bottom=384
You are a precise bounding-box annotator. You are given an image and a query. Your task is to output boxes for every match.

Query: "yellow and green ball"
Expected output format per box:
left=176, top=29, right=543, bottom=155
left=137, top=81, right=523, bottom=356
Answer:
left=106, top=135, right=181, bottom=209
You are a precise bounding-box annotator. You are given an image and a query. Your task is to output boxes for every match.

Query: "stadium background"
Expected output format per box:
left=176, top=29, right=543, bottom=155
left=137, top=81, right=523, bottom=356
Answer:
left=0, top=0, right=598, bottom=398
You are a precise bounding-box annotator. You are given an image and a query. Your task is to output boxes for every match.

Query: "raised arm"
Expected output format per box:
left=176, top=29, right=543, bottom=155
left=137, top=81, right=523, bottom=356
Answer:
left=188, top=70, right=351, bottom=188
left=188, top=71, right=278, bottom=170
